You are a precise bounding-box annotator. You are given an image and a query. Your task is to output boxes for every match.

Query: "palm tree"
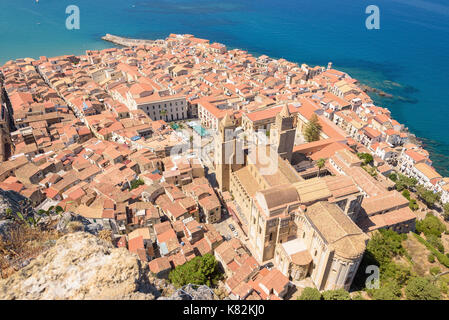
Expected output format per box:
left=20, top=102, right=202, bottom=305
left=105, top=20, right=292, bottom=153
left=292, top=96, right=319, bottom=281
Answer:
left=316, top=158, right=326, bottom=178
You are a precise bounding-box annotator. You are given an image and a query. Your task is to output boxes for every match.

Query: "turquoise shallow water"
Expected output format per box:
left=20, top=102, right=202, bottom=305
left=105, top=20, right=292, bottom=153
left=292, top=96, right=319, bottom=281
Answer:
left=1, top=0, right=449, bottom=175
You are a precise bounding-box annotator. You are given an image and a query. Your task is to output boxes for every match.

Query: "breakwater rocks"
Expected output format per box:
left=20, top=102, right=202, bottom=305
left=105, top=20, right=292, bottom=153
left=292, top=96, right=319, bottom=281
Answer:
left=360, top=84, right=393, bottom=98
left=102, top=34, right=155, bottom=47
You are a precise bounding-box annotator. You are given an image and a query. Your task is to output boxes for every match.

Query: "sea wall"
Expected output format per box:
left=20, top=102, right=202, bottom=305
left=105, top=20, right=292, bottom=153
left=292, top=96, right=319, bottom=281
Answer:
left=102, top=34, right=155, bottom=47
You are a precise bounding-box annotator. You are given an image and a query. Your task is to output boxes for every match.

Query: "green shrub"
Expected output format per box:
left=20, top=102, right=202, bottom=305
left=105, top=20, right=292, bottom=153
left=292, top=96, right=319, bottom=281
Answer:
left=168, top=253, right=221, bottom=288
left=409, top=199, right=419, bottom=211
left=130, top=178, right=145, bottom=190
left=439, top=280, right=448, bottom=294
left=371, top=284, right=401, bottom=300
left=366, top=229, right=406, bottom=266
left=443, top=203, right=449, bottom=221
left=430, top=266, right=441, bottom=276
left=427, top=234, right=445, bottom=253
left=402, top=189, right=411, bottom=200
left=353, top=229, right=408, bottom=290
left=381, top=263, right=412, bottom=287
left=322, top=289, right=351, bottom=300
left=357, top=153, right=374, bottom=165
left=298, top=287, right=322, bottom=300
left=416, top=186, right=441, bottom=208
left=416, top=213, right=446, bottom=238
left=388, top=173, right=398, bottom=182
left=395, top=174, right=417, bottom=192
left=405, top=277, right=441, bottom=300
left=428, top=254, right=436, bottom=263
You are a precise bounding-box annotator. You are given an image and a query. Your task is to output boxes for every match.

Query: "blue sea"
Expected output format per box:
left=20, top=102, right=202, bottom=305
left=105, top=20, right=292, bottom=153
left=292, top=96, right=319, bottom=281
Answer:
left=1, top=0, right=449, bottom=175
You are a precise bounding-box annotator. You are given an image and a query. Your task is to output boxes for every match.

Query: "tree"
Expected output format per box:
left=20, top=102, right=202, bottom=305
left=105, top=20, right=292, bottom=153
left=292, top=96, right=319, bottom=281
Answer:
left=303, top=114, right=322, bottom=142
left=322, top=289, right=351, bottom=300
left=409, top=199, right=419, bottom=211
left=168, top=253, right=221, bottom=288
left=388, top=173, right=398, bottom=182
left=357, top=153, right=373, bottom=165
left=416, top=185, right=440, bottom=208
left=130, top=179, right=144, bottom=190
left=381, top=262, right=412, bottom=287
left=427, top=234, right=445, bottom=253
left=402, top=189, right=410, bottom=200
left=394, top=174, right=417, bottom=192
left=443, top=203, right=449, bottom=221
left=430, top=266, right=441, bottom=276
left=366, top=229, right=406, bottom=266
left=405, top=277, right=441, bottom=300
left=298, top=287, right=322, bottom=300
left=353, top=229, right=410, bottom=291
left=416, top=213, right=446, bottom=238
left=316, top=158, right=326, bottom=178
left=370, top=283, right=401, bottom=300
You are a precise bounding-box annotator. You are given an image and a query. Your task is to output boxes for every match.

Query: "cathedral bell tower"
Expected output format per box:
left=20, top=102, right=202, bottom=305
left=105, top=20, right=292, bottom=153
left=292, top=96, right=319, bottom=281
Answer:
left=215, top=113, right=238, bottom=192
left=270, top=104, right=296, bottom=163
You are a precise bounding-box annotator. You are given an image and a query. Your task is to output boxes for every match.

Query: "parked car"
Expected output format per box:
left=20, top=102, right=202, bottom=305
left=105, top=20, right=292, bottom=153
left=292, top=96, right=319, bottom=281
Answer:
left=228, top=224, right=235, bottom=231
left=263, top=262, right=274, bottom=270
left=233, top=230, right=238, bottom=237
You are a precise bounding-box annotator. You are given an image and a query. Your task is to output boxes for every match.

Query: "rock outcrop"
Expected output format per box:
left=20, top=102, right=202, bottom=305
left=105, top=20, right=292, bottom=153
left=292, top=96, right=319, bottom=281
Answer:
left=56, top=212, right=104, bottom=235
left=0, top=232, right=159, bottom=300
left=0, top=189, right=30, bottom=220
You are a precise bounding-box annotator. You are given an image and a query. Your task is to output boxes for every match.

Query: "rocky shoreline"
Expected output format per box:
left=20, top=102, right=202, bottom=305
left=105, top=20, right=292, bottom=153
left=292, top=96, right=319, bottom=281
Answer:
left=360, top=84, right=393, bottom=98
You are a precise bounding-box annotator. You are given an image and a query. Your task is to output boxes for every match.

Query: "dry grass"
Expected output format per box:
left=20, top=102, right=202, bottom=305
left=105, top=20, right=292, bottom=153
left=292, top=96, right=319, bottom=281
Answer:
left=0, top=223, right=62, bottom=279
left=98, top=229, right=113, bottom=244
left=402, top=233, right=449, bottom=277
left=67, top=221, right=84, bottom=233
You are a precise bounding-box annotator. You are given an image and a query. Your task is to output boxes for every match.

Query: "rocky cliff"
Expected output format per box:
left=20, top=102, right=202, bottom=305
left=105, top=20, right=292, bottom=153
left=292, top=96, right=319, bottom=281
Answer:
left=0, top=189, right=30, bottom=220
left=0, top=232, right=159, bottom=300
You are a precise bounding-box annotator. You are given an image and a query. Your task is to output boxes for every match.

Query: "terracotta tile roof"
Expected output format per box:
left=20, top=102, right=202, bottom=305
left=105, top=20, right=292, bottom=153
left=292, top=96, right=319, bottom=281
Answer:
left=128, top=235, right=144, bottom=253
